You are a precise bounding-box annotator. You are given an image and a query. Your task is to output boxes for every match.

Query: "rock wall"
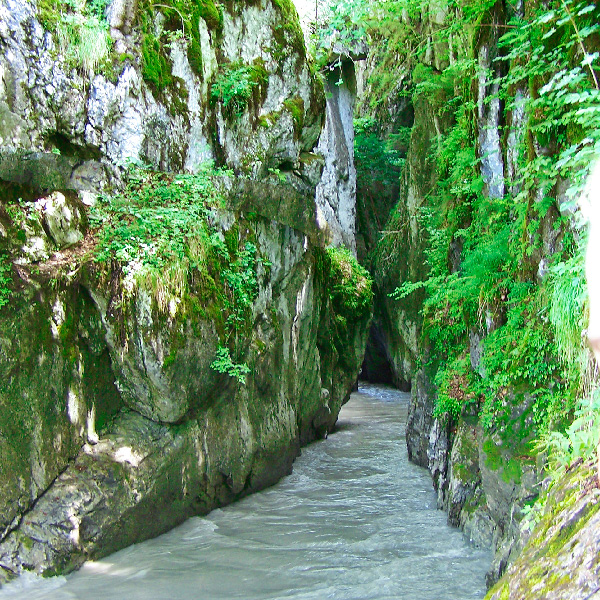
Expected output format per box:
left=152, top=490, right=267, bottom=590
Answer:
left=0, top=0, right=323, bottom=182
left=358, top=0, right=582, bottom=589
left=315, top=59, right=359, bottom=253
left=486, top=460, right=600, bottom=600
left=0, top=0, right=370, bottom=582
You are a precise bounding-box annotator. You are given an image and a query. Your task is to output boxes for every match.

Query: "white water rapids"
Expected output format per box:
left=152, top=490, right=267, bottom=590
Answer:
left=1, top=383, right=490, bottom=599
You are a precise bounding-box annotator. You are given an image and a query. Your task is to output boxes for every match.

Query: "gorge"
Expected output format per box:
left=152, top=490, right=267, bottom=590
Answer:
left=0, top=0, right=599, bottom=598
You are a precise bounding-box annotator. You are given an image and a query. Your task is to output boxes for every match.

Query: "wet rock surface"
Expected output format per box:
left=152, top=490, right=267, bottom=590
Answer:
left=0, top=0, right=371, bottom=582
left=486, top=461, right=600, bottom=600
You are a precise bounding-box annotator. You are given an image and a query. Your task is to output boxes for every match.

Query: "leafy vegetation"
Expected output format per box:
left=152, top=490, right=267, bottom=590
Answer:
left=354, top=117, right=405, bottom=190
left=90, top=163, right=261, bottom=384
left=0, top=253, right=11, bottom=310
left=539, top=390, right=600, bottom=476
left=325, top=246, right=373, bottom=320
left=355, top=0, right=600, bottom=466
left=39, top=0, right=112, bottom=74
left=315, top=245, right=374, bottom=370
left=211, top=61, right=268, bottom=119
left=310, top=0, right=368, bottom=70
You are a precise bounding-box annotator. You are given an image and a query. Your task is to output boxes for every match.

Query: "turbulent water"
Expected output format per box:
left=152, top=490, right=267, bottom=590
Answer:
left=1, top=384, right=490, bottom=600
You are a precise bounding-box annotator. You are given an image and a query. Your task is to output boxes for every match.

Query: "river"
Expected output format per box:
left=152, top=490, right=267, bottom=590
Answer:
left=1, top=383, right=490, bottom=599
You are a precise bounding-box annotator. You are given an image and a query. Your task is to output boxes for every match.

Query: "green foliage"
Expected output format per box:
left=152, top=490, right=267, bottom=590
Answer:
left=538, top=390, right=600, bottom=477
left=0, top=253, right=11, bottom=310
left=211, top=345, right=251, bottom=384
left=497, top=0, right=600, bottom=210
left=211, top=61, right=268, bottom=119
left=311, top=0, right=368, bottom=70
left=381, top=0, right=600, bottom=437
left=434, top=355, right=478, bottom=420
left=41, top=0, right=112, bottom=74
left=325, top=246, right=373, bottom=320
left=91, top=165, right=222, bottom=274
left=548, top=249, right=588, bottom=375
left=354, top=117, right=404, bottom=189
left=315, top=245, right=373, bottom=371
left=90, top=163, right=263, bottom=385
left=283, top=97, right=305, bottom=133
left=477, top=284, right=573, bottom=431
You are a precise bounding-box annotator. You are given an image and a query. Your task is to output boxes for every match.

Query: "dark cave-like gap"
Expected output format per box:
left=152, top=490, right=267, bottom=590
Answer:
left=359, top=322, right=410, bottom=391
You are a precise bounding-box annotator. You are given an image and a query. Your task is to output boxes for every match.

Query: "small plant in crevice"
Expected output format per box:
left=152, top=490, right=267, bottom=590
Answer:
left=210, top=346, right=251, bottom=385
left=211, top=61, right=268, bottom=119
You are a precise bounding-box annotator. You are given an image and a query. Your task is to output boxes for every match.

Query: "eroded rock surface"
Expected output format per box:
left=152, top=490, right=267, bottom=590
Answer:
left=486, top=461, right=600, bottom=600
left=0, top=0, right=370, bottom=583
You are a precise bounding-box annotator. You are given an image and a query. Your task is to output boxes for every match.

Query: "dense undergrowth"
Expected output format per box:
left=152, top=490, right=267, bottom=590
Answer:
left=349, top=0, right=600, bottom=481
left=90, top=163, right=263, bottom=384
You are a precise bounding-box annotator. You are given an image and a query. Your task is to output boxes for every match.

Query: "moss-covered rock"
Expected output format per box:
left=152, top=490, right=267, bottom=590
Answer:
left=486, top=461, right=600, bottom=600
left=0, top=0, right=372, bottom=584
left=0, top=180, right=371, bottom=583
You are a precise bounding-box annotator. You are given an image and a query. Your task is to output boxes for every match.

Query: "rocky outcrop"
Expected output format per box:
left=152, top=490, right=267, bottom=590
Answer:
left=0, top=210, right=370, bottom=578
left=0, top=0, right=370, bottom=582
left=0, top=0, right=323, bottom=180
left=315, top=60, right=359, bottom=253
left=486, top=460, right=600, bottom=600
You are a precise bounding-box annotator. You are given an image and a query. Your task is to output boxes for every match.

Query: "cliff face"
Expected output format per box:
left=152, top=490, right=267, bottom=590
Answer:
left=357, top=0, right=598, bottom=593
left=0, top=0, right=371, bottom=581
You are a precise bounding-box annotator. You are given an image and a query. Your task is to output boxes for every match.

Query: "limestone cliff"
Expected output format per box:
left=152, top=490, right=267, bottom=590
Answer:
left=0, top=0, right=371, bottom=581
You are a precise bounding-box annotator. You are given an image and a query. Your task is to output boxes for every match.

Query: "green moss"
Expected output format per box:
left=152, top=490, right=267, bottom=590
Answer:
left=536, top=476, right=600, bottom=559
left=258, top=111, right=281, bottom=128
left=139, top=0, right=222, bottom=97
left=141, top=32, right=173, bottom=94
left=163, top=325, right=186, bottom=369
left=316, top=246, right=373, bottom=322
left=20, top=534, right=34, bottom=551
left=187, top=0, right=223, bottom=76
left=272, top=21, right=306, bottom=63
left=223, top=225, right=240, bottom=257
left=58, top=309, right=79, bottom=368
left=482, top=437, right=523, bottom=484
left=196, top=0, right=223, bottom=30
left=283, top=97, right=305, bottom=135
left=37, top=0, right=62, bottom=30
left=263, top=0, right=305, bottom=67
left=187, top=36, right=203, bottom=76
left=452, top=462, right=472, bottom=483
